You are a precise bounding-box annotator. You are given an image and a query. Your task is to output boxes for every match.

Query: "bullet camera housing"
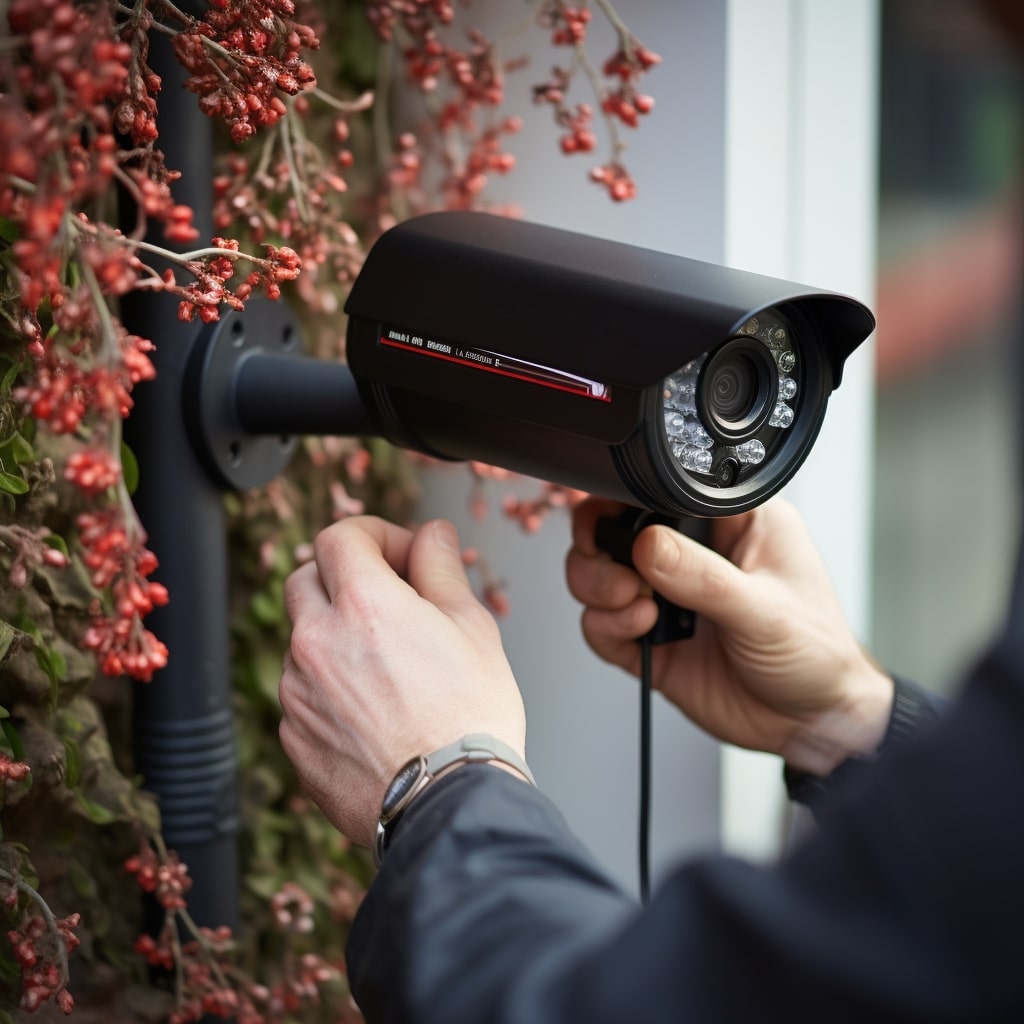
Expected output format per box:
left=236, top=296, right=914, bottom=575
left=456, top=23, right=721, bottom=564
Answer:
left=345, top=212, right=874, bottom=517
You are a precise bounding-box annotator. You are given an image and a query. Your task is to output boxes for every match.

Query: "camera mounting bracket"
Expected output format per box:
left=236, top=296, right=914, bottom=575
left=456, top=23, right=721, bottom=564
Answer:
left=184, top=298, right=302, bottom=491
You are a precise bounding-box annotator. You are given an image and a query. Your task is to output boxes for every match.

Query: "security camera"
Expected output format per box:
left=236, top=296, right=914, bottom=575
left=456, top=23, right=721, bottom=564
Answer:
left=342, top=211, right=874, bottom=518
left=190, top=211, right=873, bottom=517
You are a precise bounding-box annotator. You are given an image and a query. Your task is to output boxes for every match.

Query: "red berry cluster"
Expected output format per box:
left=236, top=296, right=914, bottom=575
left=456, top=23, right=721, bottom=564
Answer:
left=211, top=88, right=370, bottom=316
left=124, top=842, right=193, bottom=910
left=273, top=952, right=339, bottom=1018
left=590, top=161, right=638, bottom=202
left=176, top=240, right=301, bottom=323
left=270, top=882, right=315, bottom=934
left=5, top=0, right=129, bottom=183
left=122, top=169, right=202, bottom=245
left=365, top=4, right=520, bottom=212
left=133, top=925, right=175, bottom=972
left=602, top=88, right=655, bottom=128
left=77, top=509, right=169, bottom=682
left=601, top=42, right=659, bottom=128
left=1, top=193, right=66, bottom=316
left=6, top=912, right=80, bottom=1014
left=64, top=448, right=121, bottom=497
left=604, top=41, right=663, bottom=79
left=14, top=323, right=156, bottom=436
left=501, top=483, right=588, bottom=534
left=174, top=1, right=319, bottom=144
left=530, top=4, right=660, bottom=200
left=533, top=69, right=596, bottom=154
left=365, top=0, right=456, bottom=43
left=548, top=5, right=591, bottom=46
left=560, top=106, right=598, bottom=155
left=134, top=921, right=255, bottom=1024
left=3, top=526, right=69, bottom=590
left=0, top=754, right=32, bottom=783
left=443, top=117, right=522, bottom=207
left=127, top=859, right=344, bottom=1024
left=1, top=0, right=138, bottom=310
left=114, top=7, right=160, bottom=146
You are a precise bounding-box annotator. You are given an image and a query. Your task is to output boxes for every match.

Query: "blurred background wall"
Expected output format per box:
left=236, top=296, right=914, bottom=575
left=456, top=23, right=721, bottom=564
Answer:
left=873, top=0, right=1024, bottom=693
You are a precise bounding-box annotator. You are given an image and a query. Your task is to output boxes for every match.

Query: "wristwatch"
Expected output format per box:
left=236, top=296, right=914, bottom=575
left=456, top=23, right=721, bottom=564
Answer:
left=374, top=733, right=535, bottom=867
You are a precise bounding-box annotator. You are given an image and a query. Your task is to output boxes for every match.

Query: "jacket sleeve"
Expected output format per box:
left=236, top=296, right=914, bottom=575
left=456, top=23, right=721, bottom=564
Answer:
left=347, top=638, right=1024, bottom=1024
left=782, top=675, right=946, bottom=815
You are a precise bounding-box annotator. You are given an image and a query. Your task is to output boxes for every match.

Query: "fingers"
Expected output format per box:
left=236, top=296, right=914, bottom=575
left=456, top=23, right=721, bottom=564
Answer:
left=570, top=496, right=630, bottom=555
left=283, top=559, right=329, bottom=626
left=408, top=519, right=492, bottom=633
left=290, top=515, right=489, bottom=635
left=565, top=542, right=644, bottom=610
left=631, top=522, right=764, bottom=632
left=567, top=497, right=647, bottom=613
left=579, top=598, right=659, bottom=672
left=311, top=515, right=416, bottom=601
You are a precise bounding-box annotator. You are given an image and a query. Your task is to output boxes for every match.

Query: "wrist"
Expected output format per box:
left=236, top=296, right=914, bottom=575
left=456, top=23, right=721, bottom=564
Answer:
left=374, top=734, right=534, bottom=867
left=781, top=658, right=894, bottom=776
left=784, top=675, right=942, bottom=813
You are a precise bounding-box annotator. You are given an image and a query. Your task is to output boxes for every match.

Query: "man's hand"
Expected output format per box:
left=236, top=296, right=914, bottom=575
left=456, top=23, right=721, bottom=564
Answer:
left=565, top=497, right=893, bottom=774
left=279, top=516, right=526, bottom=847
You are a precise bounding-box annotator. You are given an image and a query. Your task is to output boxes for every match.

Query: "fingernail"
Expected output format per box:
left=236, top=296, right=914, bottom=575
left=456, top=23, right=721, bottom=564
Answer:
left=651, top=528, right=681, bottom=575
left=432, top=518, right=461, bottom=554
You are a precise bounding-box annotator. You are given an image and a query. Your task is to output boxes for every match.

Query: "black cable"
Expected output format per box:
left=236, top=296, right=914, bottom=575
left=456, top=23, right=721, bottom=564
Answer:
left=639, top=633, right=653, bottom=905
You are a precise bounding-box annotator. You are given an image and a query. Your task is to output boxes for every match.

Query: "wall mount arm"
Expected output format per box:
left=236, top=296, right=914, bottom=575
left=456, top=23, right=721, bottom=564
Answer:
left=185, top=299, right=379, bottom=491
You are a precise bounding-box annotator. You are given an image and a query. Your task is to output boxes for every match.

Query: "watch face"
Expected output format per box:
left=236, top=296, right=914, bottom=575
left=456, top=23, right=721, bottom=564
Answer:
left=380, top=756, right=426, bottom=822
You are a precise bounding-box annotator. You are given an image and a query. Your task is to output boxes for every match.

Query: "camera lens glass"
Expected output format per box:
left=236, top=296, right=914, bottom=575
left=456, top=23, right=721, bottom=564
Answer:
left=700, top=340, right=776, bottom=441
left=660, top=308, right=799, bottom=489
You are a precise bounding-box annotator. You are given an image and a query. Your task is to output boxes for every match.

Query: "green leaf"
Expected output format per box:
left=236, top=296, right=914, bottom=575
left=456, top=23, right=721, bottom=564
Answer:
left=0, top=706, right=8, bottom=719
left=120, top=440, right=139, bottom=495
left=0, top=469, right=28, bottom=495
left=0, top=358, right=22, bottom=394
left=34, top=643, right=65, bottom=707
left=62, top=737, right=81, bottom=788
left=43, top=533, right=69, bottom=557
left=0, top=432, right=33, bottom=465
left=0, top=216, right=18, bottom=243
left=244, top=870, right=286, bottom=901
left=1, top=720, right=24, bottom=762
left=74, top=791, right=116, bottom=825
left=250, top=589, right=282, bottom=626
left=0, top=621, right=18, bottom=666
left=67, top=861, right=98, bottom=901
left=0, top=942, right=22, bottom=989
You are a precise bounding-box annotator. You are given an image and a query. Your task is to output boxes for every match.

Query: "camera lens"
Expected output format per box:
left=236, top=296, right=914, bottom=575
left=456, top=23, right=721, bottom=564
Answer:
left=697, top=338, right=777, bottom=442
left=709, top=356, right=757, bottom=419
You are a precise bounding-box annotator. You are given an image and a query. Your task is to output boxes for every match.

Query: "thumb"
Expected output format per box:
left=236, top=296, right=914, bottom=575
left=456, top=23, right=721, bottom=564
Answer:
left=632, top=523, right=760, bottom=632
left=408, top=519, right=484, bottom=625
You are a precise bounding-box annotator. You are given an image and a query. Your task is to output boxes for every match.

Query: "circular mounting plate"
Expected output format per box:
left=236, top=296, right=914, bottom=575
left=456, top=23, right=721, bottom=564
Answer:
left=185, top=299, right=301, bottom=490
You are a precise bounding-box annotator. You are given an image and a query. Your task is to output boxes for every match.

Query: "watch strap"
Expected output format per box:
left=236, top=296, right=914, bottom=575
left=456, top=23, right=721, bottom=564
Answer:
left=374, top=733, right=534, bottom=866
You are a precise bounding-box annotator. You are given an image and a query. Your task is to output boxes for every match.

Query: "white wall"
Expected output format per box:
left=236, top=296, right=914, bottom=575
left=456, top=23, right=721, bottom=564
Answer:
left=721, top=0, right=879, bottom=859
left=417, top=0, right=879, bottom=887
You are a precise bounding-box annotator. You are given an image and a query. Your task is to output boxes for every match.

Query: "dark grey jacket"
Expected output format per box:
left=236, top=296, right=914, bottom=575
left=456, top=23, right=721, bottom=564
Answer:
left=348, top=644, right=1022, bottom=1023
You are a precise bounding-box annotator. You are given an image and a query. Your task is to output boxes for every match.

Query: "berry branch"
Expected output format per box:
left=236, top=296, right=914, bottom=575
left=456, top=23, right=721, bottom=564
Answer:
left=533, top=0, right=660, bottom=200
left=1, top=866, right=81, bottom=1014
left=125, top=836, right=347, bottom=1022
left=0, top=0, right=660, bottom=1017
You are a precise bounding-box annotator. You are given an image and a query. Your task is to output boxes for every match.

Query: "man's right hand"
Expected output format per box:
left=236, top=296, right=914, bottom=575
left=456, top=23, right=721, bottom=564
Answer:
left=565, top=497, right=893, bottom=775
